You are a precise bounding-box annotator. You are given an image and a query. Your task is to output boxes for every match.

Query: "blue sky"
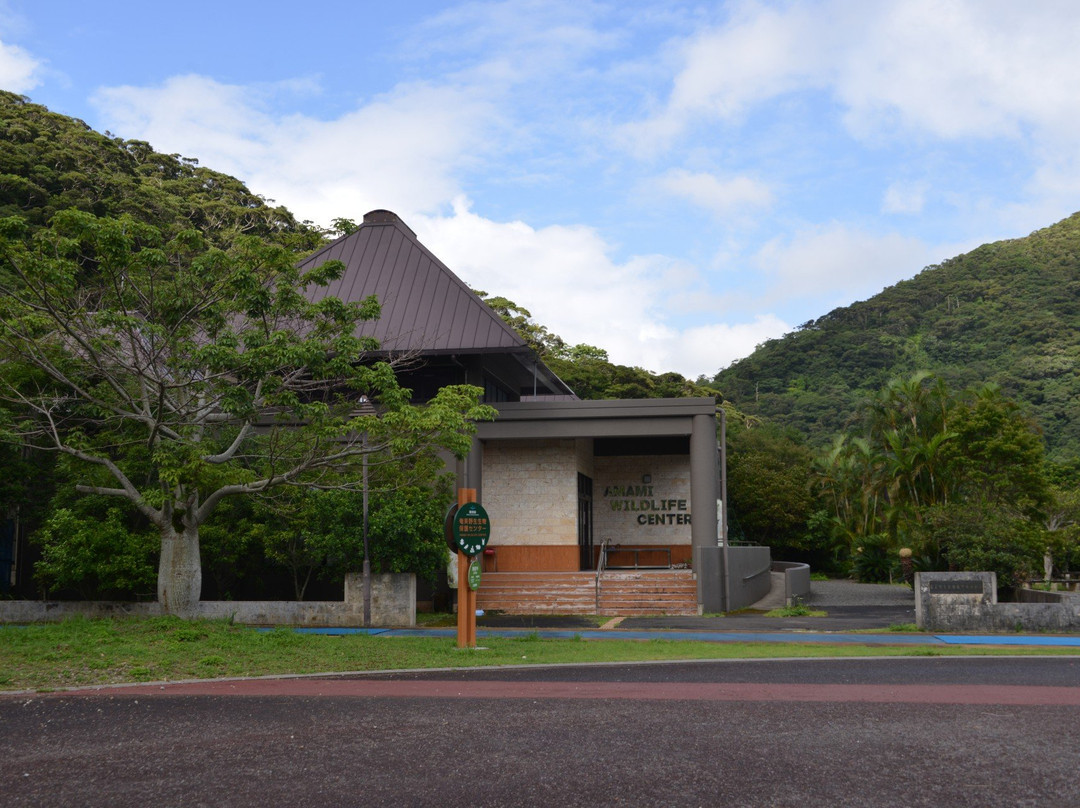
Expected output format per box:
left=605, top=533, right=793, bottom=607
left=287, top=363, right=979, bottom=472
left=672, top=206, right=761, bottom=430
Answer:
left=4, top=1, right=1080, bottom=378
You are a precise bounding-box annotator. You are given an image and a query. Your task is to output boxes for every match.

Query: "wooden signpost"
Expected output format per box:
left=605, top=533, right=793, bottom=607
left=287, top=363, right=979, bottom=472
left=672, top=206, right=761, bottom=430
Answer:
left=448, top=488, right=491, bottom=648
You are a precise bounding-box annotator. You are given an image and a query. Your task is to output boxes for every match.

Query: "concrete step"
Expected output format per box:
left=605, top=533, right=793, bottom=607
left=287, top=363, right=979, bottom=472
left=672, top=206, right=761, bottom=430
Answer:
left=476, top=570, right=698, bottom=616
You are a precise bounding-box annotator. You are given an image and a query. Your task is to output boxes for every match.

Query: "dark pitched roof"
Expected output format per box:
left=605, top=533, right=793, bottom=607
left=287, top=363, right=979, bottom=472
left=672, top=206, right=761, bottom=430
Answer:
left=299, top=210, right=528, bottom=354
left=299, top=209, right=575, bottom=398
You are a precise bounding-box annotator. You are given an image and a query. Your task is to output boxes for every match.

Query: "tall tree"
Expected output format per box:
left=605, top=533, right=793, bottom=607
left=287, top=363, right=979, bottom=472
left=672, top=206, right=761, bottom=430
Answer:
left=943, top=384, right=1049, bottom=514
left=816, top=373, right=1050, bottom=579
left=726, top=422, right=815, bottom=555
left=0, top=210, right=493, bottom=615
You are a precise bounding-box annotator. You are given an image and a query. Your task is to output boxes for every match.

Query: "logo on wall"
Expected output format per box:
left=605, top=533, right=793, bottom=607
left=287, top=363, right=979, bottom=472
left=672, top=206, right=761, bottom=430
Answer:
left=602, top=482, right=691, bottom=526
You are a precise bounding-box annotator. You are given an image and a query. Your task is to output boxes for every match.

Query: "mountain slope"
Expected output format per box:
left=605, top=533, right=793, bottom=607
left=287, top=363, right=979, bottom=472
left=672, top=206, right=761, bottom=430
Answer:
left=0, top=91, right=321, bottom=250
left=713, top=212, right=1080, bottom=460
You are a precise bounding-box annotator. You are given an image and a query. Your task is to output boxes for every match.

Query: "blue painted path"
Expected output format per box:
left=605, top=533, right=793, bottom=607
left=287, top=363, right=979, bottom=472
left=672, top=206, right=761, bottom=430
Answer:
left=276, top=626, right=1080, bottom=647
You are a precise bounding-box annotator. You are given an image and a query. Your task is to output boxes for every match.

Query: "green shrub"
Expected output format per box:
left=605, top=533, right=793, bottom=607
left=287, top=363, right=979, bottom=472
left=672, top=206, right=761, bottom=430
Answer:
left=912, top=503, right=1045, bottom=594
left=34, top=507, right=157, bottom=599
left=851, top=535, right=899, bottom=583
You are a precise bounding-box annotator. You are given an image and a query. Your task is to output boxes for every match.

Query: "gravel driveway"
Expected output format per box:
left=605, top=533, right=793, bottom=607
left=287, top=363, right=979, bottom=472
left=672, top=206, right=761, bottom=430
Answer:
left=809, top=578, right=915, bottom=607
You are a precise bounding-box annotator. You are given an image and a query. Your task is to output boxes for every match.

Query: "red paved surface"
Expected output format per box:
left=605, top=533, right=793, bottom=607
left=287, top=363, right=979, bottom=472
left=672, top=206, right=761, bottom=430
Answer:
left=50, top=677, right=1080, bottom=705
left=5, top=660, right=1078, bottom=807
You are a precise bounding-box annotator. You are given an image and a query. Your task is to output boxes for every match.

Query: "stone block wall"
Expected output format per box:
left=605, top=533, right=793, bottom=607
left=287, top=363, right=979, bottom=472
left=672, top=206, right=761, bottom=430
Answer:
left=915, top=571, right=1080, bottom=632
left=482, top=439, right=582, bottom=547
left=914, top=571, right=995, bottom=630
left=344, top=572, right=416, bottom=626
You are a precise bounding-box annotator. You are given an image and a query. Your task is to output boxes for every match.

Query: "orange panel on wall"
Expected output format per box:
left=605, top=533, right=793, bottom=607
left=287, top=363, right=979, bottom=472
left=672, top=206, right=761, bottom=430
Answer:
left=484, top=545, right=580, bottom=572
left=593, top=544, right=692, bottom=568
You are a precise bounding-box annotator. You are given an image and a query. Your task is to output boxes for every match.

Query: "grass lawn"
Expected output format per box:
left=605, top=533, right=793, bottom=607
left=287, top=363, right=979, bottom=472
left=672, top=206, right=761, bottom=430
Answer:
left=2, top=616, right=1078, bottom=692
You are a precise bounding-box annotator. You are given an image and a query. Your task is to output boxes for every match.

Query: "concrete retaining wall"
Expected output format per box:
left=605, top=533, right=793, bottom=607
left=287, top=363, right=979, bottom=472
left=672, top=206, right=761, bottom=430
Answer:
left=727, top=545, right=773, bottom=611
left=915, top=571, right=1080, bottom=632
left=772, top=561, right=811, bottom=606
left=0, top=601, right=161, bottom=622
left=0, top=573, right=416, bottom=627
left=1016, top=587, right=1080, bottom=605
left=692, top=545, right=773, bottom=612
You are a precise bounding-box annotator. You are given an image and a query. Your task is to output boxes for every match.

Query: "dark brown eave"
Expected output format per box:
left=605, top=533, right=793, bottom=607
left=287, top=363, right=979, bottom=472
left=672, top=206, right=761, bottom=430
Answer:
left=478, top=397, right=718, bottom=439
left=493, top=397, right=718, bottom=420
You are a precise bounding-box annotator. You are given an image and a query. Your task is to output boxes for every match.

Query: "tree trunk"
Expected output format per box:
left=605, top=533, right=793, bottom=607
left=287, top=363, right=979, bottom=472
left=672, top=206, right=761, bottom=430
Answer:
left=158, top=524, right=202, bottom=617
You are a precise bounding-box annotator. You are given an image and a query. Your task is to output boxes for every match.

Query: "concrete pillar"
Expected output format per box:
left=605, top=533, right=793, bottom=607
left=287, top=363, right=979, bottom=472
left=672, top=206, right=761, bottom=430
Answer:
left=690, top=412, right=719, bottom=609
left=690, top=413, right=718, bottom=548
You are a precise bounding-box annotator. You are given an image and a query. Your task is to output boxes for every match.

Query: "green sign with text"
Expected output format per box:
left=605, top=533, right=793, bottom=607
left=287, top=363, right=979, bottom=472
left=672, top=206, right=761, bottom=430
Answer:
left=467, top=558, right=482, bottom=591
left=452, top=502, right=491, bottom=556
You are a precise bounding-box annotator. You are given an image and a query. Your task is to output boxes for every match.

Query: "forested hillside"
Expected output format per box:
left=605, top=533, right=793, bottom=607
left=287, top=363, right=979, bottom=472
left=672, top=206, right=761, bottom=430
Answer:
left=0, top=91, right=322, bottom=250
left=713, top=213, right=1080, bottom=460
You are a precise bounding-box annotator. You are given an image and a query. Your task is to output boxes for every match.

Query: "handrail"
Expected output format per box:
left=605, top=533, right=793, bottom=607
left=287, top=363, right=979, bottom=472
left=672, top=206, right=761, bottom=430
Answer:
left=595, top=538, right=609, bottom=611
left=742, top=565, right=771, bottom=582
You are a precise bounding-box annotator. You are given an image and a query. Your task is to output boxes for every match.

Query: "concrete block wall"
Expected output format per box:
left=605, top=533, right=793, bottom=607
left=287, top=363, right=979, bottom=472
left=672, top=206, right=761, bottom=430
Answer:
left=914, top=571, right=994, bottom=630
left=0, top=573, right=416, bottom=627
left=483, top=439, right=581, bottom=547
left=343, top=572, right=417, bottom=627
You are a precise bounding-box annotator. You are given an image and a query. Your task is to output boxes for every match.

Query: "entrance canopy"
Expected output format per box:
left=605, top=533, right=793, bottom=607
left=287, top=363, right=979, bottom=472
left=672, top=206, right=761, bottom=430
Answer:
left=459, top=398, right=721, bottom=604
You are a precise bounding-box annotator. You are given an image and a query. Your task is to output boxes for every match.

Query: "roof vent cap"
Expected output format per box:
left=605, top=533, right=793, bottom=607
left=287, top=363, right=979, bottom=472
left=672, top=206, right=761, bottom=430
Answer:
left=362, top=209, right=414, bottom=237
left=364, top=209, right=401, bottom=224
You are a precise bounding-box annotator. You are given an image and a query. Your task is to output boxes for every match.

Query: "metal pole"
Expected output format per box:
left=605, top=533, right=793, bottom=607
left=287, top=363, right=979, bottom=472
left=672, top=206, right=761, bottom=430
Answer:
left=362, top=439, right=371, bottom=627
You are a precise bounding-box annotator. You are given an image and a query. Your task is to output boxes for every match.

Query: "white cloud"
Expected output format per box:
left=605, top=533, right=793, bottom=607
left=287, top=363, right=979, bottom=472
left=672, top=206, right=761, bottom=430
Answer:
left=882, top=181, right=927, bottom=215
left=80, top=3, right=1074, bottom=380
left=658, top=169, right=773, bottom=218
left=754, top=223, right=937, bottom=307
left=837, top=0, right=1080, bottom=142
left=617, top=2, right=828, bottom=154
left=623, top=0, right=1080, bottom=150
left=668, top=316, right=791, bottom=377
left=92, top=74, right=496, bottom=225
left=0, top=37, right=42, bottom=92
left=84, top=69, right=951, bottom=378
left=90, top=71, right=778, bottom=377
left=414, top=198, right=679, bottom=365
left=92, top=73, right=751, bottom=376
left=412, top=199, right=790, bottom=377
left=417, top=0, right=618, bottom=82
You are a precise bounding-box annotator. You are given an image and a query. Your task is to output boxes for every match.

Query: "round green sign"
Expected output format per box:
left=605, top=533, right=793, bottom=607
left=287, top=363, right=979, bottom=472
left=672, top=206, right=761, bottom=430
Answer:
left=452, top=501, right=491, bottom=556
left=467, top=558, right=482, bottom=591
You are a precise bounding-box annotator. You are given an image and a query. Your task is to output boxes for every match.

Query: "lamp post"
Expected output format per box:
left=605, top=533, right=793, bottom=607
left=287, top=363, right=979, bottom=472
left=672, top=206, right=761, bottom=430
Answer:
left=362, top=438, right=370, bottom=627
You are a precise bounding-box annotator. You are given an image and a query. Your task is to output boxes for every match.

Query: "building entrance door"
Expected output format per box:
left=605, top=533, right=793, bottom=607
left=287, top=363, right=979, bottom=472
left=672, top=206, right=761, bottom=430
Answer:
left=577, top=473, right=594, bottom=570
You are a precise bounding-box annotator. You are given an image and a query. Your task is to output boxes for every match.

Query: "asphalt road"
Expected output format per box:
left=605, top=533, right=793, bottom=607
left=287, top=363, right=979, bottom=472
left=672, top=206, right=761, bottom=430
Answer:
left=3, top=657, right=1078, bottom=807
